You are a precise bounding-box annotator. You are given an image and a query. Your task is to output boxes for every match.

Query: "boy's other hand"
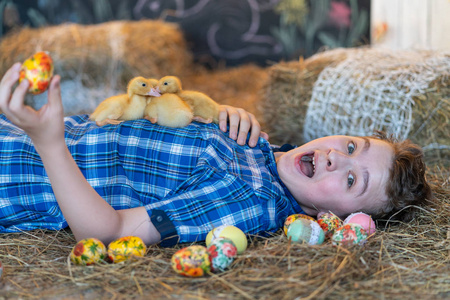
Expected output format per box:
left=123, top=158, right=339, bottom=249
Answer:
left=218, top=105, right=269, bottom=147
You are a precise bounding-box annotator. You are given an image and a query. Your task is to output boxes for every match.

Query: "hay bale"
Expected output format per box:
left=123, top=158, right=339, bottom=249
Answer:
left=260, top=48, right=450, bottom=165
left=0, top=20, right=196, bottom=115
left=181, top=64, right=269, bottom=120
left=0, top=20, right=194, bottom=85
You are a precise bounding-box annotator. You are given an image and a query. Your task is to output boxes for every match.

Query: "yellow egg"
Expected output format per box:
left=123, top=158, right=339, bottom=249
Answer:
left=171, top=245, right=211, bottom=277
left=19, top=51, right=54, bottom=94
left=107, top=236, right=147, bottom=263
left=205, top=225, right=247, bottom=254
left=70, top=238, right=107, bottom=265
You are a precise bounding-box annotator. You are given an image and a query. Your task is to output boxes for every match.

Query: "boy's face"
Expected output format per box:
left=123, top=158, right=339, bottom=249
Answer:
left=276, top=135, right=393, bottom=218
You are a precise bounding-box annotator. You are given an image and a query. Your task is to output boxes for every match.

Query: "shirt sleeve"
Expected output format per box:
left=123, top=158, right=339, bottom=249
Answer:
left=143, top=166, right=271, bottom=245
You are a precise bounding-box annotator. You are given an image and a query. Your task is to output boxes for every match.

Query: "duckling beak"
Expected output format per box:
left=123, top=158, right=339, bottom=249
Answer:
left=147, top=88, right=161, bottom=97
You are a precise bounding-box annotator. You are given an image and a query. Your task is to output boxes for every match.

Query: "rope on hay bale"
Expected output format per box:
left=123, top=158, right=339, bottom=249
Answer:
left=260, top=48, right=450, bottom=165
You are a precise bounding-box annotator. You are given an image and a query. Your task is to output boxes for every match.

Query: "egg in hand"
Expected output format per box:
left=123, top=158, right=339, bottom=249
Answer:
left=19, top=51, right=54, bottom=94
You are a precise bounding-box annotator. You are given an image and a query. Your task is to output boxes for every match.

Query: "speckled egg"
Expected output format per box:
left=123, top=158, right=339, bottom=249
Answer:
left=283, top=214, right=317, bottom=236
left=70, top=238, right=107, bottom=265
left=317, top=212, right=343, bottom=238
left=107, top=236, right=147, bottom=263
left=344, top=212, right=376, bottom=236
left=332, top=223, right=368, bottom=247
left=287, top=219, right=325, bottom=245
left=19, top=51, right=54, bottom=94
left=171, top=245, right=211, bottom=277
left=205, top=225, right=247, bottom=254
left=207, top=238, right=237, bottom=272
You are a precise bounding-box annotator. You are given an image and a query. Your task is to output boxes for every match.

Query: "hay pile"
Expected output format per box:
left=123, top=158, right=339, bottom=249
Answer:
left=0, top=20, right=195, bottom=88
left=0, top=20, right=198, bottom=114
left=0, top=166, right=448, bottom=299
left=260, top=48, right=450, bottom=167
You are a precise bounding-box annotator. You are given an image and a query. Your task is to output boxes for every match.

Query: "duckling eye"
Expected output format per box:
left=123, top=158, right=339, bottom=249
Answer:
left=142, top=83, right=146, bottom=87
left=347, top=142, right=355, bottom=154
left=164, top=82, right=168, bottom=85
left=347, top=173, right=355, bottom=188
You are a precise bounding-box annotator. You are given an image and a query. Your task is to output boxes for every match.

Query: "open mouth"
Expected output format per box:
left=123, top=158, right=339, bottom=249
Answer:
left=300, top=152, right=315, bottom=178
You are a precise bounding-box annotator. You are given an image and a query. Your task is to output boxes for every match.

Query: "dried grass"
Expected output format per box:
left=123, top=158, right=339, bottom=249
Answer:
left=0, top=167, right=448, bottom=299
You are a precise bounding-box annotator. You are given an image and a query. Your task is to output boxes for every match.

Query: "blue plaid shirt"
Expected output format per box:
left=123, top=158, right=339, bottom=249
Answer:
left=0, top=114, right=304, bottom=244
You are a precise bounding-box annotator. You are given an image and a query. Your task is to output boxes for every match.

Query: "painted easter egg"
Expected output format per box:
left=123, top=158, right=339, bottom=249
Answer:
left=344, top=212, right=376, bottom=236
left=283, top=214, right=317, bottom=236
left=107, top=236, right=147, bottom=263
left=70, top=238, right=107, bottom=265
left=171, top=245, right=211, bottom=277
left=287, top=219, right=325, bottom=245
left=317, top=212, right=343, bottom=238
left=205, top=225, right=247, bottom=254
left=332, top=223, right=368, bottom=247
left=19, top=51, right=54, bottom=94
left=207, top=237, right=237, bottom=272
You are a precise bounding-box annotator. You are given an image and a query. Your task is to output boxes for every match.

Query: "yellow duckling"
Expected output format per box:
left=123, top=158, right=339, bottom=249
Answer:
left=90, top=77, right=160, bottom=126
left=156, top=76, right=220, bottom=124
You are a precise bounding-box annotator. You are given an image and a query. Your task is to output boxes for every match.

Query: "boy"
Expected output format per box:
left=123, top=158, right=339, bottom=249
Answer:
left=0, top=63, right=431, bottom=246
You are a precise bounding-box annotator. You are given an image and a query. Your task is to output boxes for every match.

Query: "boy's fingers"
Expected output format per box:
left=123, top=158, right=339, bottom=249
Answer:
left=228, top=112, right=240, bottom=140
left=248, top=115, right=261, bottom=147
left=8, top=79, right=29, bottom=115
left=218, top=106, right=229, bottom=132
left=47, top=75, right=62, bottom=110
left=237, top=110, right=251, bottom=145
left=260, top=131, right=269, bottom=141
left=0, top=63, right=21, bottom=111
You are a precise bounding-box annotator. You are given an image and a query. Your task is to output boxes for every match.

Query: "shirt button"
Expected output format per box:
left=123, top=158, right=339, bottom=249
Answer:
left=156, top=215, right=163, bottom=222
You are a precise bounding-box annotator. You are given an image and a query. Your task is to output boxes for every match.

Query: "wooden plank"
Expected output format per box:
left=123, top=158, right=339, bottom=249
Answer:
left=430, top=0, right=450, bottom=50
left=371, top=0, right=449, bottom=50
left=399, top=0, right=428, bottom=49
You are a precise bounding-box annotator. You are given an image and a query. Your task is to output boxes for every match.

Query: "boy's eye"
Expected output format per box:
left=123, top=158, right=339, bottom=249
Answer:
left=348, top=173, right=355, bottom=188
left=348, top=142, right=355, bottom=154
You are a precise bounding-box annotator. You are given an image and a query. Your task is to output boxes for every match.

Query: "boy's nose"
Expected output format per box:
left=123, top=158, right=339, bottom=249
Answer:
left=326, top=149, right=350, bottom=171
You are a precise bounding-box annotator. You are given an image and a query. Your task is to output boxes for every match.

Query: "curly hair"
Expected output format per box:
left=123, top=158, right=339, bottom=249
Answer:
left=370, top=131, right=433, bottom=222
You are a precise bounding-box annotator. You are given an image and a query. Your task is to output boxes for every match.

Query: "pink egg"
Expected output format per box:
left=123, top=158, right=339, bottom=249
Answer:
left=343, top=212, right=376, bottom=236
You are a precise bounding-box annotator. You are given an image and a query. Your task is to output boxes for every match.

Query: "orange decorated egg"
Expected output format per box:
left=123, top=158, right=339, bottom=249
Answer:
left=317, top=212, right=343, bottom=238
left=19, top=51, right=54, bottom=94
left=283, top=214, right=316, bottom=236
left=171, top=245, right=211, bottom=277
left=107, top=236, right=147, bottom=263
left=70, top=238, right=107, bottom=265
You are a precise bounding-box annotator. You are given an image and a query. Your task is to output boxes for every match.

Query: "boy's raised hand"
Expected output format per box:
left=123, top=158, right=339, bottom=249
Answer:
left=218, top=105, right=269, bottom=148
left=0, top=63, right=65, bottom=149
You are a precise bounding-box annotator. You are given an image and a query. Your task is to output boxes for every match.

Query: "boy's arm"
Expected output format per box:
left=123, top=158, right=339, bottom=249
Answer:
left=0, top=64, right=161, bottom=245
